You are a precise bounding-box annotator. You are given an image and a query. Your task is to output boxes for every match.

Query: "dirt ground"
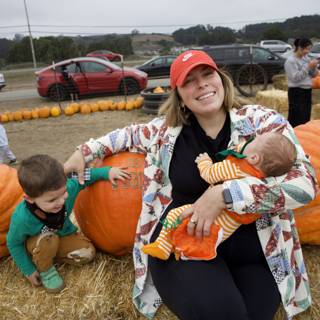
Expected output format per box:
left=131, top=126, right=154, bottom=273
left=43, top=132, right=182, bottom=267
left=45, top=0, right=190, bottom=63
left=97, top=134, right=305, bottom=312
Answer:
left=0, top=96, right=154, bottom=165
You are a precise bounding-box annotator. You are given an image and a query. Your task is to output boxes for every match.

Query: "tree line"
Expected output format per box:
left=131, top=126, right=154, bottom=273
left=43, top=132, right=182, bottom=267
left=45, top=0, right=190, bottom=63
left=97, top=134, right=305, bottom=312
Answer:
left=0, top=14, right=319, bottom=66
left=0, top=34, right=133, bottom=67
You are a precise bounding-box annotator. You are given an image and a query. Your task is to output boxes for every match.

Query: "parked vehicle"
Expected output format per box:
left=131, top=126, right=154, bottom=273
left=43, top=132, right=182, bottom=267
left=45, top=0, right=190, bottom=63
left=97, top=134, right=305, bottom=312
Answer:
left=259, top=40, right=292, bottom=53
left=136, top=55, right=176, bottom=77
left=309, top=42, right=320, bottom=59
left=203, top=44, right=285, bottom=96
left=203, top=44, right=285, bottom=81
left=0, top=73, right=5, bottom=91
left=86, top=50, right=122, bottom=62
left=35, top=57, right=148, bottom=101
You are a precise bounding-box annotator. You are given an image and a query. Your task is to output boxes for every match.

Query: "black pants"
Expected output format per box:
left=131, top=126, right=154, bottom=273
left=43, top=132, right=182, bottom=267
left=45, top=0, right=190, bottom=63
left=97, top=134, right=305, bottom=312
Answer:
left=149, top=223, right=281, bottom=320
left=287, top=87, right=312, bottom=128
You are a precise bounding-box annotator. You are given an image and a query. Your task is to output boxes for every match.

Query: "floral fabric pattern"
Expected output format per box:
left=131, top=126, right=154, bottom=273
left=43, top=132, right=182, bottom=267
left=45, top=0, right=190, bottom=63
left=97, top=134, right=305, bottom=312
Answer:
left=81, top=105, right=317, bottom=319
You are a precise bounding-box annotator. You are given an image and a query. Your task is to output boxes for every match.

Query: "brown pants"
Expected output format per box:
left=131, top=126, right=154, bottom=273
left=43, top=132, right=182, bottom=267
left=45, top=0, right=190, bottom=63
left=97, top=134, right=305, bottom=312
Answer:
left=26, top=232, right=96, bottom=272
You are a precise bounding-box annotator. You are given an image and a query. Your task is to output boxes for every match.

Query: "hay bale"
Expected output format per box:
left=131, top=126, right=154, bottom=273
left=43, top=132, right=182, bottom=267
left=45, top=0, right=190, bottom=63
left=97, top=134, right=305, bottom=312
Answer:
left=255, top=89, right=288, bottom=113
left=272, top=74, right=288, bottom=91
left=0, top=244, right=318, bottom=319
left=312, top=104, right=320, bottom=120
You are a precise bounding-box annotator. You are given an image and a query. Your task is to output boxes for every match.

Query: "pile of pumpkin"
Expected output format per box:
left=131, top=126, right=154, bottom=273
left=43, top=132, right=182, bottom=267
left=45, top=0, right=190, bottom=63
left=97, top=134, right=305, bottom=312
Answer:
left=0, top=96, right=144, bottom=123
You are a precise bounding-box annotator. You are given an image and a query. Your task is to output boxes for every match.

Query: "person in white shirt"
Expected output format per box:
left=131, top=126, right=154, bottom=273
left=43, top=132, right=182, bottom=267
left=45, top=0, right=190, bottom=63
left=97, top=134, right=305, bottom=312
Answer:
left=0, top=124, right=16, bottom=164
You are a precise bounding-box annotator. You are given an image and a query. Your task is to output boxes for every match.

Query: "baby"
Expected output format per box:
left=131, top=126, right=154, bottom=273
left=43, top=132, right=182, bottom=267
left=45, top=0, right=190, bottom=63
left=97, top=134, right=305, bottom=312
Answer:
left=143, top=132, right=297, bottom=260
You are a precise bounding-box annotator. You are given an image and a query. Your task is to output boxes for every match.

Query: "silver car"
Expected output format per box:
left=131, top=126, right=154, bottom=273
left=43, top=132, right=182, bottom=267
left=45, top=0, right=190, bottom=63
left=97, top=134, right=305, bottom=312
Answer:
left=259, top=40, right=292, bottom=53
left=0, top=73, right=5, bottom=91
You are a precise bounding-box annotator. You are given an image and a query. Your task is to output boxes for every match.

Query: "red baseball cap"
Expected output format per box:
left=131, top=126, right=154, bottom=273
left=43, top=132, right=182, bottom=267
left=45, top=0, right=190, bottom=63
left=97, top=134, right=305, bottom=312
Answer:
left=170, top=50, right=218, bottom=89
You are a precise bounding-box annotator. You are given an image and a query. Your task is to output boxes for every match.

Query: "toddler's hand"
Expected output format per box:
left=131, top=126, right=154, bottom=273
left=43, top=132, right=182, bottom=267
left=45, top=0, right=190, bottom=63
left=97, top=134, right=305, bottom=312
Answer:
left=27, top=271, right=42, bottom=287
left=195, top=153, right=211, bottom=164
left=109, top=167, right=131, bottom=185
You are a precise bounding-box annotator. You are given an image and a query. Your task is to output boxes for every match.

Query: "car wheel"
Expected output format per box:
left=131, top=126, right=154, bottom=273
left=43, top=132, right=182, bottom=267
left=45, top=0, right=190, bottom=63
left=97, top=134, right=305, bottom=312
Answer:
left=48, top=84, right=68, bottom=101
left=235, top=64, right=268, bottom=97
left=119, top=78, right=140, bottom=95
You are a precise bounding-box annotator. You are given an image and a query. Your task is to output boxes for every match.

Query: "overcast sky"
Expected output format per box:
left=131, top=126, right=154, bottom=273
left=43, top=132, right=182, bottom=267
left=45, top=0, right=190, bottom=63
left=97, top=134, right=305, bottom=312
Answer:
left=0, top=0, right=319, bottom=38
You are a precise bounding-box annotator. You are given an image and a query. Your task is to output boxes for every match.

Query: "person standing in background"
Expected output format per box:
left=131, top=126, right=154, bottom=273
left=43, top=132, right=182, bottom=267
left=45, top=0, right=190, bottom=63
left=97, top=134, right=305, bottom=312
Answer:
left=0, top=124, right=16, bottom=164
left=284, top=38, right=319, bottom=127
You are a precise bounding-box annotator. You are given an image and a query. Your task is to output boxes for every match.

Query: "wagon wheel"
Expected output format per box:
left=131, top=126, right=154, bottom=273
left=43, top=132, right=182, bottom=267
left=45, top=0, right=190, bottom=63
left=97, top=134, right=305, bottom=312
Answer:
left=235, top=64, right=268, bottom=97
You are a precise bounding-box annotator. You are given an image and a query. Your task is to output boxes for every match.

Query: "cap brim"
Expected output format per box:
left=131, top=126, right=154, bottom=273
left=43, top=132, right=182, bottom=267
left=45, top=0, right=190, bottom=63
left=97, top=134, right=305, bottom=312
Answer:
left=175, top=62, right=217, bottom=87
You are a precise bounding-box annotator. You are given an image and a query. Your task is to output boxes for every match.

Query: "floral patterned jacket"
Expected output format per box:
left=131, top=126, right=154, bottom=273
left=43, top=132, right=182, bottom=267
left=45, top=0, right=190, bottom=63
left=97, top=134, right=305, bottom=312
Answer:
left=80, top=105, right=317, bottom=320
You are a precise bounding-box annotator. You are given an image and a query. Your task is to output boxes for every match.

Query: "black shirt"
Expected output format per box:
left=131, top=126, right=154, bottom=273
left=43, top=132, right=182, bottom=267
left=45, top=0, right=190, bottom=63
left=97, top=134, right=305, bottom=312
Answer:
left=160, top=113, right=231, bottom=227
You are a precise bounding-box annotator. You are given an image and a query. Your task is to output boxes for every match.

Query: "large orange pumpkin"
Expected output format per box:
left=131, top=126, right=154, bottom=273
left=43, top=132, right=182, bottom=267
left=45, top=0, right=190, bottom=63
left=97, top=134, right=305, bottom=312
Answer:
left=0, top=164, right=24, bottom=257
left=312, top=75, right=320, bottom=89
left=294, top=120, right=320, bottom=244
left=73, top=152, right=144, bottom=255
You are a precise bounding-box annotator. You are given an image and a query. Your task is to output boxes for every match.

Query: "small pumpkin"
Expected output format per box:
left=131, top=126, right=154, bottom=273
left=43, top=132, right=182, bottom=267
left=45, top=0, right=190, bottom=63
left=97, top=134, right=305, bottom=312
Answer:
left=13, top=111, right=23, bottom=121
left=80, top=104, right=91, bottom=114
left=294, top=120, right=320, bottom=244
left=125, top=100, right=135, bottom=111
left=64, top=105, right=75, bottom=116
left=22, top=109, right=32, bottom=120
left=73, top=152, right=144, bottom=255
left=117, top=101, right=126, bottom=110
left=0, top=164, right=24, bottom=257
left=50, top=106, right=61, bottom=117
left=38, top=106, right=50, bottom=118
left=0, top=114, right=9, bottom=122
left=312, top=75, right=320, bottom=89
left=90, top=103, right=100, bottom=112
left=31, top=108, right=39, bottom=119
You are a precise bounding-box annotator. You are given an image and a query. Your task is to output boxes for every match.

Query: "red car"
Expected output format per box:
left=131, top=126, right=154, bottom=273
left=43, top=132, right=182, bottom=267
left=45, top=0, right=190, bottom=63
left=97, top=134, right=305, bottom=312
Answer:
left=86, top=50, right=122, bottom=62
left=35, top=57, right=148, bottom=101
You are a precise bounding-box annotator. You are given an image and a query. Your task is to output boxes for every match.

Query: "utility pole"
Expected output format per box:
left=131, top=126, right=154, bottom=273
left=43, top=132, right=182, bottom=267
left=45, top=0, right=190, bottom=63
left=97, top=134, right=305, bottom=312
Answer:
left=23, top=0, right=37, bottom=69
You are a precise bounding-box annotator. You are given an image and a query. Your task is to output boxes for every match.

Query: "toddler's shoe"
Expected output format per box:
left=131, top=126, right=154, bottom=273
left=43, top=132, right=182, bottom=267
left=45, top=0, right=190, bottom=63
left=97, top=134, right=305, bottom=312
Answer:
left=40, top=265, right=65, bottom=293
left=9, top=158, right=17, bottom=164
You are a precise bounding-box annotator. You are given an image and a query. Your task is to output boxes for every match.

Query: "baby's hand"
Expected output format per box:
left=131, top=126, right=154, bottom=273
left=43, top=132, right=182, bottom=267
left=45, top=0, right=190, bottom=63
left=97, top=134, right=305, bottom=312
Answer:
left=109, top=167, right=131, bottom=185
left=27, top=270, right=42, bottom=287
left=195, top=153, right=211, bottom=164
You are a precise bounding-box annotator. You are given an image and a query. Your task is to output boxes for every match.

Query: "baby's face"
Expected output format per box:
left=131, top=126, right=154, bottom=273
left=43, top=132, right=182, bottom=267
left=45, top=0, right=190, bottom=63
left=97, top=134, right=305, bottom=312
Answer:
left=32, top=186, right=68, bottom=213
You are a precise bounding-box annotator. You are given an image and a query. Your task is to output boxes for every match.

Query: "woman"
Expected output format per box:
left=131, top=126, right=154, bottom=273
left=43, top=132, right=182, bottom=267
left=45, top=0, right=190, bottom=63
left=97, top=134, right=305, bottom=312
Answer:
left=284, top=38, right=319, bottom=127
left=64, top=50, right=317, bottom=320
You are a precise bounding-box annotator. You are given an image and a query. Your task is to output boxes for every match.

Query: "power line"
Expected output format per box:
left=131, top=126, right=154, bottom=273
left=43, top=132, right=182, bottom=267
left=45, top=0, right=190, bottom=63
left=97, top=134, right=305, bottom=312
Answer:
left=0, top=17, right=291, bottom=30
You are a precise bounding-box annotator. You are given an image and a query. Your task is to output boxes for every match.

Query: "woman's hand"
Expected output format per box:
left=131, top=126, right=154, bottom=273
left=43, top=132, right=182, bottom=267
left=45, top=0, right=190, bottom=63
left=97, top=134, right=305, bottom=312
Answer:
left=27, top=271, right=42, bottom=287
left=64, top=149, right=86, bottom=184
left=180, top=184, right=226, bottom=238
left=109, top=167, right=131, bottom=185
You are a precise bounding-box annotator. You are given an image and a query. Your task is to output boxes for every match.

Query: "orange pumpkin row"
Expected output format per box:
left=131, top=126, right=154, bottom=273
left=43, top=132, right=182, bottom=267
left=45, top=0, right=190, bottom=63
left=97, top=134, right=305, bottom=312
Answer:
left=0, top=106, right=61, bottom=122
left=0, top=97, right=145, bottom=122
left=64, top=97, right=144, bottom=116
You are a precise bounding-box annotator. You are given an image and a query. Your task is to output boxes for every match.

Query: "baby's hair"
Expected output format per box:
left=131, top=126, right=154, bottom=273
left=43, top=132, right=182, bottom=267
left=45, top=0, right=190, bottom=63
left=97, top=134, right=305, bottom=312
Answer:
left=18, top=154, right=66, bottom=198
left=260, top=133, right=297, bottom=177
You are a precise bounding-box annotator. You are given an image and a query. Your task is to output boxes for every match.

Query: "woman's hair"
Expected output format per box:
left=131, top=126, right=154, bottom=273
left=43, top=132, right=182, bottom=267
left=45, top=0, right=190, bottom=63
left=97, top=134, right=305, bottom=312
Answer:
left=18, top=154, right=67, bottom=198
left=294, top=38, right=313, bottom=51
left=158, top=69, right=241, bottom=127
left=259, top=133, right=297, bottom=177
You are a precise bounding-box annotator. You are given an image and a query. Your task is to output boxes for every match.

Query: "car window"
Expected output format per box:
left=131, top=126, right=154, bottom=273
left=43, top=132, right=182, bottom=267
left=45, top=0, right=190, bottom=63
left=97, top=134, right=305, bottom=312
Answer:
left=252, top=48, right=273, bottom=61
left=151, top=58, right=165, bottom=66
left=205, top=48, right=224, bottom=60
left=311, top=44, right=320, bottom=53
left=166, top=57, right=176, bottom=64
left=65, top=63, right=82, bottom=73
left=80, top=62, right=110, bottom=73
